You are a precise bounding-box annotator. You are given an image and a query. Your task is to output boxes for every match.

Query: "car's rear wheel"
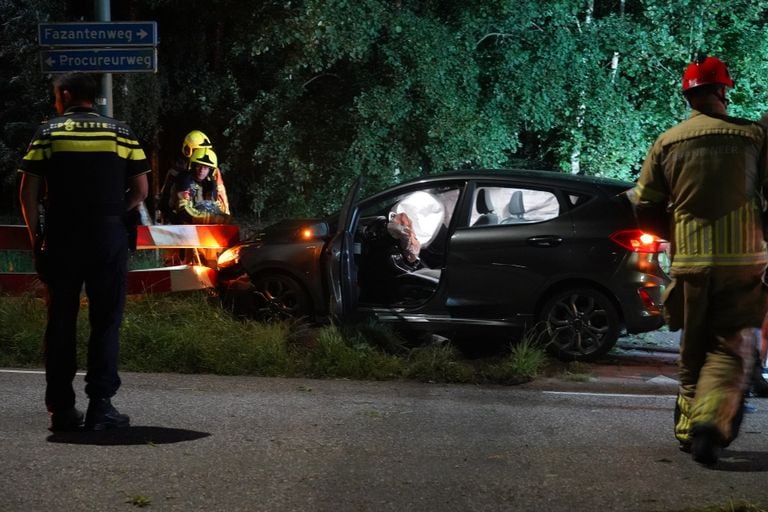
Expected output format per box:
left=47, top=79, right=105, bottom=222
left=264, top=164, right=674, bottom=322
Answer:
left=249, top=273, right=311, bottom=321
left=538, top=288, right=620, bottom=362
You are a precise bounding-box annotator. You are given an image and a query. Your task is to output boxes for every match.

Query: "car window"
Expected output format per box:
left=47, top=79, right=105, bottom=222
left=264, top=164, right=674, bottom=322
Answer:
left=470, top=186, right=559, bottom=226
left=567, top=192, right=592, bottom=207
left=359, top=186, right=461, bottom=248
left=391, top=190, right=444, bottom=246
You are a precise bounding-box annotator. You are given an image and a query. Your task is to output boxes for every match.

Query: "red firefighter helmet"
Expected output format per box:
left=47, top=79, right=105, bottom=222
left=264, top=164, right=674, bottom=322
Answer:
left=682, top=56, right=734, bottom=93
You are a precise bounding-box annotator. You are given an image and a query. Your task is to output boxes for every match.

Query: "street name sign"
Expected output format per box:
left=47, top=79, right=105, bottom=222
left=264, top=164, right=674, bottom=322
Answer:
left=38, top=22, right=158, bottom=47
left=40, top=48, right=158, bottom=73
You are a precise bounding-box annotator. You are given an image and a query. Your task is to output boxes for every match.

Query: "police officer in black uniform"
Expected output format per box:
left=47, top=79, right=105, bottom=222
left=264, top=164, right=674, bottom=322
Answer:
left=18, top=73, right=150, bottom=432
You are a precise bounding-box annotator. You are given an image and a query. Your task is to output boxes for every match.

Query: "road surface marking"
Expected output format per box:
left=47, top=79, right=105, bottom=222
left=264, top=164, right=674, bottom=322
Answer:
left=543, top=391, right=675, bottom=398
left=0, top=369, right=85, bottom=376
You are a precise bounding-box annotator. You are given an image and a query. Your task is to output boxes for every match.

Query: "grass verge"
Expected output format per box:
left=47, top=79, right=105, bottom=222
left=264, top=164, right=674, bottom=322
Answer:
left=0, top=291, right=549, bottom=384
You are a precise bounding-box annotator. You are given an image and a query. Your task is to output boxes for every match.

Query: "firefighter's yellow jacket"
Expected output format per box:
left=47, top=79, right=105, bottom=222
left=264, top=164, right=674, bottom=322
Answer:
left=633, top=110, right=768, bottom=272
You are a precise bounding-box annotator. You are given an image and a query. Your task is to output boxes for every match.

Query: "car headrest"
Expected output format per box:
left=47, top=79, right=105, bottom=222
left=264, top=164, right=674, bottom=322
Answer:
left=507, top=190, right=525, bottom=217
left=476, top=189, right=493, bottom=214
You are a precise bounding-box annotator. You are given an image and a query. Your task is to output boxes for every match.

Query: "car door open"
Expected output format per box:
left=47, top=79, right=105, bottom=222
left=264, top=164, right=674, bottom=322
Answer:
left=323, top=176, right=362, bottom=320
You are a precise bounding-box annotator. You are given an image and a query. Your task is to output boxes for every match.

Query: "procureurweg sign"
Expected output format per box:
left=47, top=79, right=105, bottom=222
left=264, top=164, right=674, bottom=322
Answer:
left=40, top=48, right=158, bottom=73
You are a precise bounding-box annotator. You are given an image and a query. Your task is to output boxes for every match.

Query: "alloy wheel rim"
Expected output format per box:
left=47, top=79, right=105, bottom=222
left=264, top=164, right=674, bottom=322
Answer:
left=547, top=293, right=610, bottom=355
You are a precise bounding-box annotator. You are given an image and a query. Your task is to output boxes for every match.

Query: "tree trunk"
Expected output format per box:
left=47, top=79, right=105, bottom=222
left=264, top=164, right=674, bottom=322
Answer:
left=611, top=0, right=625, bottom=82
left=570, top=0, right=594, bottom=175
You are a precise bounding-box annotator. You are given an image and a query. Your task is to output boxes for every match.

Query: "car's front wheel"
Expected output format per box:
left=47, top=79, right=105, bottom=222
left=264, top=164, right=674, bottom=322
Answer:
left=249, top=273, right=311, bottom=321
left=538, top=288, right=620, bottom=362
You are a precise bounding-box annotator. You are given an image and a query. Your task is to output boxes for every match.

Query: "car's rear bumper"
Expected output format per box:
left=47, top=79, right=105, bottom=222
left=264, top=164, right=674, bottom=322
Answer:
left=625, top=312, right=666, bottom=334
left=618, top=280, right=667, bottom=334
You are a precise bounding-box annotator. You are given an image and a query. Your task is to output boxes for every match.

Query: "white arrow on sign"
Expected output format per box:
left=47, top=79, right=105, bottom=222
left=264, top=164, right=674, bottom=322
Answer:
left=137, top=29, right=148, bottom=39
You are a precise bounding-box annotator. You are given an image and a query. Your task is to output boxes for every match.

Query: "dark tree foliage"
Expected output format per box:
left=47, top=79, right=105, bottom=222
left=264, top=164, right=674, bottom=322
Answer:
left=3, top=0, right=768, bottom=222
left=0, top=0, right=66, bottom=218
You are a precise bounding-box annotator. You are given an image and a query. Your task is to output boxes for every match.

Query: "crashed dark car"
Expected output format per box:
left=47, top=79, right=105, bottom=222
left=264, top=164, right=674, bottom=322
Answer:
left=217, top=170, right=670, bottom=361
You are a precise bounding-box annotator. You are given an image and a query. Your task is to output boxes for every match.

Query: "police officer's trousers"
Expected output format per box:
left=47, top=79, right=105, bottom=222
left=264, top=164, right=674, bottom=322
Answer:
left=42, top=218, right=128, bottom=413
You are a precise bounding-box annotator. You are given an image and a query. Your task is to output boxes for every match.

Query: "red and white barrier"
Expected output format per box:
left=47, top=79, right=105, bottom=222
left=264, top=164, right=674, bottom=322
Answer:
left=136, top=224, right=239, bottom=249
left=0, top=272, right=44, bottom=295
left=0, top=224, right=238, bottom=296
left=0, top=224, right=32, bottom=250
left=126, top=265, right=217, bottom=294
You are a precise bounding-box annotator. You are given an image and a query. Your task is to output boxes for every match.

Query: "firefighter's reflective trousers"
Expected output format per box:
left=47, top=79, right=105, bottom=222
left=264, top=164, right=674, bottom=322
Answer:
left=665, top=265, right=768, bottom=446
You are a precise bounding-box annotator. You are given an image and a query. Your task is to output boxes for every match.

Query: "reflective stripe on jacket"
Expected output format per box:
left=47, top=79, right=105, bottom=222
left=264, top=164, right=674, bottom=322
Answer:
left=18, top=106, right=150, bottom=218
left=633, top=110, right=768, bottom=270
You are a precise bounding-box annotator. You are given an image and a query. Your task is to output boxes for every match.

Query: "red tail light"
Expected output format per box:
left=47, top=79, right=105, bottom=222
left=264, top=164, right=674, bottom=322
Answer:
left=609, top=229, right=666, bottom=253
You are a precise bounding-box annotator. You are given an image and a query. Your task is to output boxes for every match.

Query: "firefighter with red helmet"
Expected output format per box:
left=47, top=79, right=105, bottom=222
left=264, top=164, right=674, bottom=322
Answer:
left=631, top=56, right=768, bottom=465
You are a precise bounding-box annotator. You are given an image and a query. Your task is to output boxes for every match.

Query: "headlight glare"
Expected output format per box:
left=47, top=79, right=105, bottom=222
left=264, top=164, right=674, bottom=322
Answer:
left=217, top=246, right=241, bottom=269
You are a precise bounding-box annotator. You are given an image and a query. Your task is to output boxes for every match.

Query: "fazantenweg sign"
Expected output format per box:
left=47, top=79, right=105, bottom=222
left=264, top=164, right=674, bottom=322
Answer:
left=38, top=22, right=158, bottom=47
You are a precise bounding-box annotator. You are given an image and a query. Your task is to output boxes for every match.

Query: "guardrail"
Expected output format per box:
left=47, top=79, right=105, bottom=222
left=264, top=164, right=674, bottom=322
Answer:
left=0, top=224, right=239, bottom=295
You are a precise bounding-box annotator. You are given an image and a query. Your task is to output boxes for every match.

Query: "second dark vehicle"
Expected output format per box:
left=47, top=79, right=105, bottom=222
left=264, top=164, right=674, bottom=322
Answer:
left=217, top=170, right=670, bottom=361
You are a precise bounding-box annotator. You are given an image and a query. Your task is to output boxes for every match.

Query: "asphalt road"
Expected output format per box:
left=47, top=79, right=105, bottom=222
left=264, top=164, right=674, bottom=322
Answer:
left=1, top=366, right=767, bottom=512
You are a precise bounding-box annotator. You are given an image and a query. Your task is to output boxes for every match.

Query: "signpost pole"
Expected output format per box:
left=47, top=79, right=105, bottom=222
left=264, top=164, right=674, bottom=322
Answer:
left=95, top=0, right=113, bottom=117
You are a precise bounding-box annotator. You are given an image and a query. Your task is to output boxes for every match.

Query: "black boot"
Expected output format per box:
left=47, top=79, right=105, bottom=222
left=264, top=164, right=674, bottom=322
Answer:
left=751, top=351, right=768, bottom=398
left=49, top=407, right=84, bottom=432
left=691, top=423, right=723, bottom=466
left=85, top=398, right=130, bottom=431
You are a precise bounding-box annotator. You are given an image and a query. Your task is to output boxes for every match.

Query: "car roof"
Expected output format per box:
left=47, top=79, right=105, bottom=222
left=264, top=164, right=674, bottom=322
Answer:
left=387, top=168, right=633, bottom=193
